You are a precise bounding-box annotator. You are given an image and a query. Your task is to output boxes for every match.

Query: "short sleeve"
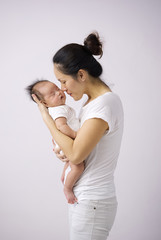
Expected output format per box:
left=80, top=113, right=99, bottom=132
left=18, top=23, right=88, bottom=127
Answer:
left=80, top=94, right=116, bottom=134
left=49, top=106, right=68, bottom=120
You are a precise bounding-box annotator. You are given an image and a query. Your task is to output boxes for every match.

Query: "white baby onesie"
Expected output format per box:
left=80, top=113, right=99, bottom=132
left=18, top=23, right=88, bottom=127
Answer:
left=49, top=105, right=80, bottom=182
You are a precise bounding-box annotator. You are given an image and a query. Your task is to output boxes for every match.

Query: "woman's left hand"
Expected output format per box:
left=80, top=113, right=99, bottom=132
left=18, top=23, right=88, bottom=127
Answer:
left=52, top=139, right=69, bottom=162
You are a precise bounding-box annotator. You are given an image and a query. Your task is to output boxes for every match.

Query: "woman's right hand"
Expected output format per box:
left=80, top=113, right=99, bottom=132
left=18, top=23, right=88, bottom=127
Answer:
left=52, top=139, right=68, bottom=162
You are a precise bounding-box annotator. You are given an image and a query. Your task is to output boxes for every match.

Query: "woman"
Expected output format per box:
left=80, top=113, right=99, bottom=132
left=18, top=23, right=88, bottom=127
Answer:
left=33, top=32, right=124, bottom=240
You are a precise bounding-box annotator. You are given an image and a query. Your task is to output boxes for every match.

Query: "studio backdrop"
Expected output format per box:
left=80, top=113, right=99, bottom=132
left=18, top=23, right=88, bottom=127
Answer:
left=0, top=0, right=161, bottom=240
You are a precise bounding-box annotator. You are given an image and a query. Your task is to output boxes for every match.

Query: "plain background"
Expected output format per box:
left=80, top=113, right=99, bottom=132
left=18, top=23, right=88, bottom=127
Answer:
left=0, top=0, right=161, bottom=239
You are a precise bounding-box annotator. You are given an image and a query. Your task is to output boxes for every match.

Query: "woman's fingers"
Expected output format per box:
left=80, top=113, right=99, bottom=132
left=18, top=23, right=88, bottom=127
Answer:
left=32, top=94, right=48, bottom=115
left=52, top=139, right=61, bottom=153
left=60, top=157, right=69, bottom=162
left=54, top=145, right=61, bottom=154
left=32, top=94, right=40, bottom=104
left=53, top=149, right=68, bottom=162
left=52, top=139, right=56, bottom=146
left=52, top=139, right=68, bottom=162
left=56, top=153, right=68, bottom=162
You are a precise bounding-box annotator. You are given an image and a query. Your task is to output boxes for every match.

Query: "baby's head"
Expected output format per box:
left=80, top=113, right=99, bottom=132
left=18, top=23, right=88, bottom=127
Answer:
left=26, top=80, right=66, bottom=107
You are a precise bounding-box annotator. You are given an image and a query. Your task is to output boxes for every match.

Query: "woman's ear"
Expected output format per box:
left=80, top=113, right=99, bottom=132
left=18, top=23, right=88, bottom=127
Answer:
left=77, top=69, right=87, bottom=82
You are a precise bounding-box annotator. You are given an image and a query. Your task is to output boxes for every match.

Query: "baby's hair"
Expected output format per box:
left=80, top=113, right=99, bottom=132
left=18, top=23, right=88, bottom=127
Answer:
left=25, top=79, right=49, bottom=102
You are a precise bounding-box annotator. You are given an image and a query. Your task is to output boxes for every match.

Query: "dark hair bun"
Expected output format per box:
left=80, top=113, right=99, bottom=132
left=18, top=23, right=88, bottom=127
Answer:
left=84, top=32, right=103, bottom=58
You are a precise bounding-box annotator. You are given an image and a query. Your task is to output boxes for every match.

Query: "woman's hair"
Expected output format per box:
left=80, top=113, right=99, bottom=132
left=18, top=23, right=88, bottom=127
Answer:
left=53, top=32, right=103, bottom=78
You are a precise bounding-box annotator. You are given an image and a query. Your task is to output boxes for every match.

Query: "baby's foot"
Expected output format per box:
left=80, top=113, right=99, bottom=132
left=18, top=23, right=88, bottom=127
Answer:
left=64, top=187, right=77, bottom=204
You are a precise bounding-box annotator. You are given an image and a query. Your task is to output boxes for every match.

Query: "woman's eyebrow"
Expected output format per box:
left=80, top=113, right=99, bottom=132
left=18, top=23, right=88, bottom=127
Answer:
left=58, top=79, right=65, bottom=82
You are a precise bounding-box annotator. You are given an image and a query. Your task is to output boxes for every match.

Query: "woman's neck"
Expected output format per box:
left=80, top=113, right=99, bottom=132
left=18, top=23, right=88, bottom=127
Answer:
left=85, top=77, right=111, bottom=104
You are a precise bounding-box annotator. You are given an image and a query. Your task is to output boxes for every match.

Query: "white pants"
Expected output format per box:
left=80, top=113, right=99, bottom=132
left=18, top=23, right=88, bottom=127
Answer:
left=68, top=197, right=117, bottom=240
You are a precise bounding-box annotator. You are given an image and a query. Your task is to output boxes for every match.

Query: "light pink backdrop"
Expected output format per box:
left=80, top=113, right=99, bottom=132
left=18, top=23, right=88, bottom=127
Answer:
left=0, top=0, right=161, bottom=239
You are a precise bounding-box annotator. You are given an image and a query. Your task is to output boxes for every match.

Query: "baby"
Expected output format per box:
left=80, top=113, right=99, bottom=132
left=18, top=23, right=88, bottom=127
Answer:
left=26, top=80, right=84, bottom=204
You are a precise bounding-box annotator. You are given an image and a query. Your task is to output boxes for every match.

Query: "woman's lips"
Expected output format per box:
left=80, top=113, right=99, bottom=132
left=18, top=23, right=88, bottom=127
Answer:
left=67, top=91, right=72, bottom=96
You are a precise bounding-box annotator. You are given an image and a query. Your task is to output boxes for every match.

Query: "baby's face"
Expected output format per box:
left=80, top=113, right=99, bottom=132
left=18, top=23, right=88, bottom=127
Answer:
left=37, top=81, right=66, bottom=107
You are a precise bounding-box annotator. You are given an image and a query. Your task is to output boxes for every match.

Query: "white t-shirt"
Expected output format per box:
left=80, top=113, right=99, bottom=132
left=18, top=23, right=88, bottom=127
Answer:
left=74, top=92, right=124, bottom=201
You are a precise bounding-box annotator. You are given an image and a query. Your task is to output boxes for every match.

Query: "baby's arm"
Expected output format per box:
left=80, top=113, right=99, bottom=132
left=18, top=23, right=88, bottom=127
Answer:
left=55, top=117, right=76, bottom=139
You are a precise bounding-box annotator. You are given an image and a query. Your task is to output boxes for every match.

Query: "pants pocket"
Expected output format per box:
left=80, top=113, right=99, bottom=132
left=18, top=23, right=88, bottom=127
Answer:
left=69, top=198, right=117, bottom=240
left=71, top=201, right=97, bottom=234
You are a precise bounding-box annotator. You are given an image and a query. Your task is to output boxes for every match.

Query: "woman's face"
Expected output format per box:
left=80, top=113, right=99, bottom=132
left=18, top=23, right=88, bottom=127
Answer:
left=54, top=64, right=84, bottom=101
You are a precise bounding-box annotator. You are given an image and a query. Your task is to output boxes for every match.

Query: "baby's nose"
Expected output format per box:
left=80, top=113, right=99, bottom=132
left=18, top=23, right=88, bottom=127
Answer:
left=61, top=84, right=67, bottom=91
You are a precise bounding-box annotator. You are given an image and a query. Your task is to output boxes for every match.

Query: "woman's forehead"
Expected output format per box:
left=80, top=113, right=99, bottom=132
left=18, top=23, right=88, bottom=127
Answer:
left=54, top=64, right=66, bottom=80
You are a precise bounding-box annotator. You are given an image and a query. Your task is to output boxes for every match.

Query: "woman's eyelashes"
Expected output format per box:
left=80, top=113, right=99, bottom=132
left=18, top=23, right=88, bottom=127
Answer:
left=58, top=78, right=66, bottom=84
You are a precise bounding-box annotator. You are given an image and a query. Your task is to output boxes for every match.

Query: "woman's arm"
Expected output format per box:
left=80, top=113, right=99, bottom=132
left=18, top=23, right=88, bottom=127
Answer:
left=32, top=94, right=108, bottom=165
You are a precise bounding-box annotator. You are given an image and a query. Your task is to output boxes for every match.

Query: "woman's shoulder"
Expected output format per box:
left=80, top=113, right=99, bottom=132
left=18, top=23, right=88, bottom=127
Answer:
left=80, top=91, right=123, bottom=120
left=83, top=91, right=120, bottom=109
